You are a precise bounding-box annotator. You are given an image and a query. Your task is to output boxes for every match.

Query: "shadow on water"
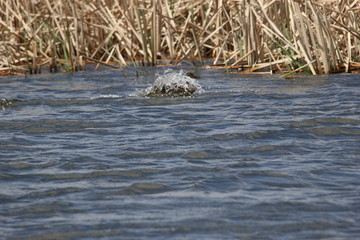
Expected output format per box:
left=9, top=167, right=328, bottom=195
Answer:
left=0, top=68, right=359, bottom=239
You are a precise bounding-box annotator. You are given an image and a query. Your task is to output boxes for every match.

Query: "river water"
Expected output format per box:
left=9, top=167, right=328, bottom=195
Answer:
left=1, top=67, right=359, bottom=239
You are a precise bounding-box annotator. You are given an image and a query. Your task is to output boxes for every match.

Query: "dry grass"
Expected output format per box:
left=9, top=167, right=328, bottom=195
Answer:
left=1, top=0, right=360, bottom=75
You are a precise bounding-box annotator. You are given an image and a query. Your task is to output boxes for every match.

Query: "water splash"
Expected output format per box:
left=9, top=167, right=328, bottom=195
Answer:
left=142, top=70, right=204, bottom=97
left=90, top=94, right=120, bottom=100
left=1, top=98, right=22, bottom=110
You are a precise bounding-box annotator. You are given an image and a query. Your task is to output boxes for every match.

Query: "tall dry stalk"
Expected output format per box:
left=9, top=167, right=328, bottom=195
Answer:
left=0, top=0, right=359, bottom=75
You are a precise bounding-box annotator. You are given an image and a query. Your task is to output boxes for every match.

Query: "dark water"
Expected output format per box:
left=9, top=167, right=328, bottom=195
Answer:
left=1, top=68, right=359, bottom=239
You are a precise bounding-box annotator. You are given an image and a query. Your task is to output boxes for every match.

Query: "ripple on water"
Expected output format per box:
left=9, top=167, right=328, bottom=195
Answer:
left=4, top=201, right=75, bottom=218
left=290, top=117, right=360, bottom=128
left=21, top=187, right=85, bottom=200
left=183, top=151, right=214, bottom=159
left=189, top=130, right=283, bottom=144
left=0, top=70, right=359, bottom=239
left=42, top=169, right=162, bottom=181
left=5, top=162, right=57, bottom=171
left=117, top=183, right=170, bottom=195
left=306, top=127, right=360, bottom=136
left=239, top=170, right=311, bottom=189
left=0, top=119, right=99, bottom=134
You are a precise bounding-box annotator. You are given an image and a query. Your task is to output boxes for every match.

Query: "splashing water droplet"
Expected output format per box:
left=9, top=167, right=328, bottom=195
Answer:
left=143, top=70, right=204, bottom=97
left=90, top=94, right=120, bottom=100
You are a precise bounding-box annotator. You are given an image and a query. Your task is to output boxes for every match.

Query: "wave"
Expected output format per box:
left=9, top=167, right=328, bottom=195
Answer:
left=90, top=94, right=120, bottom=100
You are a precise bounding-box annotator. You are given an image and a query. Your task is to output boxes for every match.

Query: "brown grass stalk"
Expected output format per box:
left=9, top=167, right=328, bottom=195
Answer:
left=0, top=0, right=359, bottom=75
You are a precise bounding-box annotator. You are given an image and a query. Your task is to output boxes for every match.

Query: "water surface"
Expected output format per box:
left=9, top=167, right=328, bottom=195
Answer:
left=1, top=68, right=359, bottom=239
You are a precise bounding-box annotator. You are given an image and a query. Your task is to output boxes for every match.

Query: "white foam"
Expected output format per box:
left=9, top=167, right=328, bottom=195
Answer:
left=143, top=69, right=204, bottom=97
left=90, top=94, right=120, bottom=100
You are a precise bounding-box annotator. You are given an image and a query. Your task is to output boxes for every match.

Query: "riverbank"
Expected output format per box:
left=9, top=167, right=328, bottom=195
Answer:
left=1, top=0, right=360, bottom=76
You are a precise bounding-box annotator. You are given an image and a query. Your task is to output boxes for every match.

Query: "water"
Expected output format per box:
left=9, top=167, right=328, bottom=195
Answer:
left=141, top=70, right=204, bottom=97
left=0, top=68, right=359, bottom=239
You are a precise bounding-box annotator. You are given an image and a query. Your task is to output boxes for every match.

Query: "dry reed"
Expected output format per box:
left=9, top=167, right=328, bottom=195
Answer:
left=0, top=0, right=359, bottom=75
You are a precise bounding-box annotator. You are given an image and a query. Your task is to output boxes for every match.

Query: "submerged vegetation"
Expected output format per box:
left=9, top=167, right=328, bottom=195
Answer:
left=1, top=0, right=360, bottom=75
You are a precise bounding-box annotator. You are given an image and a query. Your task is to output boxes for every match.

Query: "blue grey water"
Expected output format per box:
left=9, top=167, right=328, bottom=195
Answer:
left=0, top=68, right=359, bottom=239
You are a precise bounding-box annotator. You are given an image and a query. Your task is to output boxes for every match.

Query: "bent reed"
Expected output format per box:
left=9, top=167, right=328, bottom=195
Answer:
left=1, top=0, right=359, bottom=75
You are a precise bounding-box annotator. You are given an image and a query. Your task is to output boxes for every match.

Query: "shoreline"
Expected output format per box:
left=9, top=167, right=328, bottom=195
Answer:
left=2, top=59, right=360, bottom=78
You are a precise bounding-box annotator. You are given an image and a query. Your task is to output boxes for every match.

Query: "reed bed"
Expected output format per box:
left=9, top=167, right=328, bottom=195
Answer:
left=1, top=0, right=359, bottom=75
